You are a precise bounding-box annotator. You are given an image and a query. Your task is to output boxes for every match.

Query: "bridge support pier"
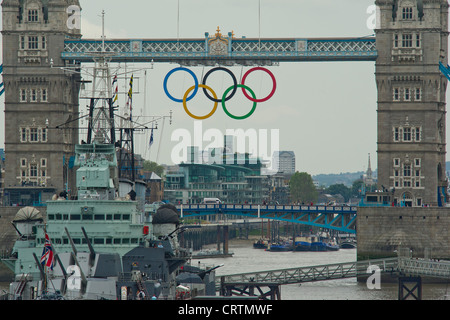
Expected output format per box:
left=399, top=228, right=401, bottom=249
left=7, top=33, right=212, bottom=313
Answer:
left=219, top=280, right=281, bottom=300
left=398, top=276, right=422, bottom=300
left=216, top=225, right=229, bottom=255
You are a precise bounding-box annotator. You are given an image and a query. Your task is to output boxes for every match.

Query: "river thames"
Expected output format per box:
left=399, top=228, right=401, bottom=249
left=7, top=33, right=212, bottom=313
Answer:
left=189, top=239, right=449, bottom=300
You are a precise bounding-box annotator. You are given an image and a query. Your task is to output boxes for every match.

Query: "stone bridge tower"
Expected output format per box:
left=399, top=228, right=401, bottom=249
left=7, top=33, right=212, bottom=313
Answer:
left=1, top=0, right=81, bottom=205
left=375, top=0, right=449, bottom=206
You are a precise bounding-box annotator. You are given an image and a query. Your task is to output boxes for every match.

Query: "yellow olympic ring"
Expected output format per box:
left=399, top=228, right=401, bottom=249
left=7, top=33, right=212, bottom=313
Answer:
left=183, top=84, right=218, bottom=120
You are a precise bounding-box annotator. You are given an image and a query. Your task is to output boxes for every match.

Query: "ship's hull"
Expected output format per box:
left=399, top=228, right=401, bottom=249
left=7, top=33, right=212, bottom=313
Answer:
left=294, top=242, right=311, bottom=251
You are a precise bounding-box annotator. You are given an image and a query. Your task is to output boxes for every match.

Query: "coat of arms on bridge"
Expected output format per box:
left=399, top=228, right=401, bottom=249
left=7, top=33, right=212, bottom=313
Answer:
left=207, top=27, right=229, bottom=56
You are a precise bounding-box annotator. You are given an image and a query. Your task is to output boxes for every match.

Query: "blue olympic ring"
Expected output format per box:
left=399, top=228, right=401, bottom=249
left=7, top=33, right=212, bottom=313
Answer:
left=163, top=67, right=199, bottom=103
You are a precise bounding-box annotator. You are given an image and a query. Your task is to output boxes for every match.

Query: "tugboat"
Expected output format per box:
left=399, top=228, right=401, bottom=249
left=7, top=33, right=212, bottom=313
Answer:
left=309, top=233, right=340, bottom=252
left=293, top=235, right=314, bottom=251
left=268, top=241, right=293, bottom=252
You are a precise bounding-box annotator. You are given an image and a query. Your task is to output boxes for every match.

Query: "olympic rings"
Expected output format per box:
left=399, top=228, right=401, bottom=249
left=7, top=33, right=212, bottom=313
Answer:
left=163, top=66, right=276, bottom=120
left=241, top=67, right=277, bottom=103
left=163, top=67, right=199, bottom=103
left=183, top=84, right=218, bottom=120
left=222, top=84, right=257, bottom=120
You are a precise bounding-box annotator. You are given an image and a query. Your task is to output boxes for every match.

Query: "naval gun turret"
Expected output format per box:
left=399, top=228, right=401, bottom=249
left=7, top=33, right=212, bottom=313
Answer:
left=11, top=207, right=44, bottom=240
left=117, top=204, right=190, bottom=300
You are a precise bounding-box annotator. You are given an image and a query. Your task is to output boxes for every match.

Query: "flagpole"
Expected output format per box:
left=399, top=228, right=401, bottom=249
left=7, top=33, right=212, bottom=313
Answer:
left=43, top=227, right=48, bottom=294
left=177, top=0, right=180, bottom=51
left=101, top=10, right=105, bottom=52
left=40, top=229, right=56, bottom=297
left=258, top=0, right=261, bottom=51
left=149, top=127, right=154, bottom=149
left=156, top=118, right=165, bottom=164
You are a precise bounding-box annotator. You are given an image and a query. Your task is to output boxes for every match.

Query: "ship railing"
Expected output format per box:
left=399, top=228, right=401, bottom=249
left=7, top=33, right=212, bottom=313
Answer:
left=0, top=290, right=9, bottom=301
left=119, top=272, right=167, bottom=283
left=0, top=248, right=13, bottom=259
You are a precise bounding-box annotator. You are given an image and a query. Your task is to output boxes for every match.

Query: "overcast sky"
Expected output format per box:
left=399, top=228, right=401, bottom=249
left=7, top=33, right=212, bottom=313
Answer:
left=2, top=0, right=441, bottom=175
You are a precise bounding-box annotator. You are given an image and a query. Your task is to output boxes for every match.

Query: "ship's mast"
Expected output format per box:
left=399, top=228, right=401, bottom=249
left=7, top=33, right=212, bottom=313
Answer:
left=85, top=10, right=116, bottom=145
left=54, top=11, right=171, bottom=186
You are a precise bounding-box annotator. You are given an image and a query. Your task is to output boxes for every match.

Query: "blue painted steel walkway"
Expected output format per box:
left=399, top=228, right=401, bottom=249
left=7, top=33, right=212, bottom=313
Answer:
left=176, top=204, right=357, bottom=234
left=62, top=36, right=377, bottom=64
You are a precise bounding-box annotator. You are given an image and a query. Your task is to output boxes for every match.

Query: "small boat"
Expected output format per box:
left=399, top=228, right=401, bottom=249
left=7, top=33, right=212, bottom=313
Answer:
left=253, top=239, right=268, bottom=249
left=340, top=241, right=357, bottom=249
left=325, top=237, right=340, bottom=251
left=325, top=242, right=340, bottom=251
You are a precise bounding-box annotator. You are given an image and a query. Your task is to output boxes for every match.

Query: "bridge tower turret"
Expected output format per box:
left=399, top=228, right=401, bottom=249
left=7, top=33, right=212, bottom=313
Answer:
left=375, top=0, right=449, bottom=206
left=1, top=0, right=82, bottom=205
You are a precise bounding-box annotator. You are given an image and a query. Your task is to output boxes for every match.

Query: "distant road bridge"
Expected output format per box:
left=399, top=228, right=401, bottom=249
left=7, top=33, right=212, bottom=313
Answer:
left=176, top=204, right=357, bottom=234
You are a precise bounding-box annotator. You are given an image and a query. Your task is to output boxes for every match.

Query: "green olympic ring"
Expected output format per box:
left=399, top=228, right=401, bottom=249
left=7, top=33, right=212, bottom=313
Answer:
left=221, top=84, right=257, bottom=120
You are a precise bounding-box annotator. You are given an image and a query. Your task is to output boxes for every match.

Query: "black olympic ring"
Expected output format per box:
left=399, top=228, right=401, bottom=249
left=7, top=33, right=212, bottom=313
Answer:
left=201, top=67, right=238, bottom=103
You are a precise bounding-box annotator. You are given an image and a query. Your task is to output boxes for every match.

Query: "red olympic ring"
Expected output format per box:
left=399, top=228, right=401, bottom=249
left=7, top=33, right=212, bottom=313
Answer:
left=241, top=67, right=277, bottom=103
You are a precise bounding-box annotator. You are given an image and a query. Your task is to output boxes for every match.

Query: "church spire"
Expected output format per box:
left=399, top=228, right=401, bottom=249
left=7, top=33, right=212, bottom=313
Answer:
left=367, top=153, right=372, bottom=179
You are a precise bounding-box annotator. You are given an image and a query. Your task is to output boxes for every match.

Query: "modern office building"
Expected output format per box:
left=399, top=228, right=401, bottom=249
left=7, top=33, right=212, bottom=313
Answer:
left=273, top=151, right=296, bottom=175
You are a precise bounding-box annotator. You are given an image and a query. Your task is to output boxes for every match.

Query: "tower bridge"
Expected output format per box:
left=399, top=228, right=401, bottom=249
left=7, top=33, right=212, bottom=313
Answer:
left=2, top=0, right=448, bottom=210
left=61, top=36, right=377, bottom=64
left=1, top=0, right=450, bottom=260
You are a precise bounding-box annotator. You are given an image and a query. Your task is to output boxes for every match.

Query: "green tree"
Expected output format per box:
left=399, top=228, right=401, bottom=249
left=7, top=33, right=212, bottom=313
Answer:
left=143, top=160, right=164, bottom=177
left=351, top=179, right=364, bottom=197
left=325, top=183, right=351, bottom=202
left=289, top=172, right=318, bottom=204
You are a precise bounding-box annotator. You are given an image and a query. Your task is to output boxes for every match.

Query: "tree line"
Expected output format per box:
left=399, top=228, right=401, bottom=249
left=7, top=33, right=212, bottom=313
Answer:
left=289, top=171, right=364, bottom=204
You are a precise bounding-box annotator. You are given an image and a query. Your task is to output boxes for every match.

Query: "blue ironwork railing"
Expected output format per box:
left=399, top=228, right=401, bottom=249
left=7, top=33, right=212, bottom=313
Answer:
left=62, top=37, right=377, bottom=64
left=177, top=203, right=357, bottom=234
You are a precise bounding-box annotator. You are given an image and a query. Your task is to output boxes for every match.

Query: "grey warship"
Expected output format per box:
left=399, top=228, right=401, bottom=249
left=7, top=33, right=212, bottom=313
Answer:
left=0, top=18, right=217, bottom=299
left=2, top=144, right=217, bottom=300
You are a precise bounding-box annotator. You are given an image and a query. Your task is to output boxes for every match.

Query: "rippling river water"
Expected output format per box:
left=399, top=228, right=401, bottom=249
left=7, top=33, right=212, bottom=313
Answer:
left=189, top=239, right=449, bottom=300
left=2, top=239, right=449, bottom=300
